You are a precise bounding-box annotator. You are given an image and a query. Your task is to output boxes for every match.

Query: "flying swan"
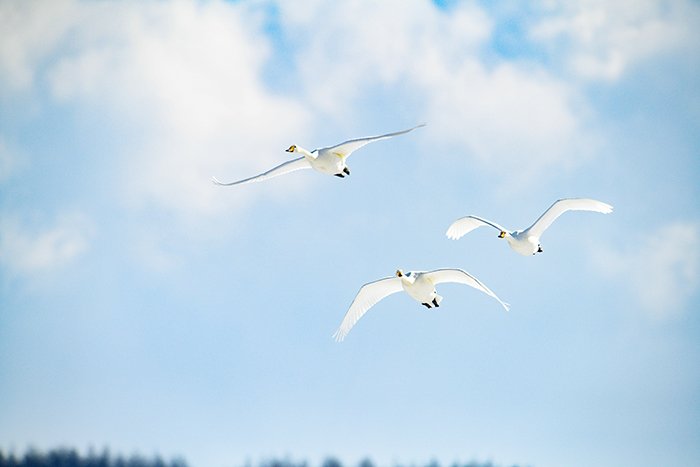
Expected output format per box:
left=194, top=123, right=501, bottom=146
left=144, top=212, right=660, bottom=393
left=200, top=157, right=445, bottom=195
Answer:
left=333, top=268, right=510, bottom=342
left=212, top=124, right=425, bottom=187
left=446, top=198, right=613, bottom=256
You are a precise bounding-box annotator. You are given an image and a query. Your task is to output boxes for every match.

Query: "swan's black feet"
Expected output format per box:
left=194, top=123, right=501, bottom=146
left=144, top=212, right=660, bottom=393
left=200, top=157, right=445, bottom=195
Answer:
left=334, top=173, right=345, bottom=178
left=343, top=167, right=350, bottom=176
left=432, top=298, right=440, bottom=307
left=422, top=303, right=431, bottom=309
left=537, top=245, right=543, bottom=253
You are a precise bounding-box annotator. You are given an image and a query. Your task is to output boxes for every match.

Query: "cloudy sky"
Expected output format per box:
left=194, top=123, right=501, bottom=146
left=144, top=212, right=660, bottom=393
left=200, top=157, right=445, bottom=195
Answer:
left=1, top=1, right=699, bottom=466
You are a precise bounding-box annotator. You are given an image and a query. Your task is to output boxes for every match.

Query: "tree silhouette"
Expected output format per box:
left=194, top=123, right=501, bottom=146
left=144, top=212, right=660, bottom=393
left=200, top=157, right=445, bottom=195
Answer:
left=0, top=449, right=187, bottom=467
left=0, top=449, right=526, bottom=467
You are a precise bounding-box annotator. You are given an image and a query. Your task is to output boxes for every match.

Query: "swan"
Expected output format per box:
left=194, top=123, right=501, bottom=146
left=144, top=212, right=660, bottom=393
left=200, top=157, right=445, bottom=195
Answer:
left=446, top=198, right=613, bottom=256
left=333, top=268, right=509, bottom=342
left=212, top=124, right=425, bottom=187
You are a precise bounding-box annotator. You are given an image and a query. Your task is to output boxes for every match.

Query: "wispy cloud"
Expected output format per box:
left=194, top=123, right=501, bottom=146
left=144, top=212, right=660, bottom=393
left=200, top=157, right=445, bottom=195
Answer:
left=2, top=1, right=312, bottom=220
left=276, top=0, right=593, bottom=184
left=2, top=0, right=698, bottom=219
left=594, top=222, right=700, bottom=318
left=0, top=0, right=76, bottom=91
left=0, top=212, right=93, bottom=276
left=529, top=0, right=700, bottom=81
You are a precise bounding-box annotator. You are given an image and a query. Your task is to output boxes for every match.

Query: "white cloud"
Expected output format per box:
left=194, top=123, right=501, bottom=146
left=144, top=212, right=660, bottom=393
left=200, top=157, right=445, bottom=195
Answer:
left=277, top=0, right=592, bottom=183
left=0, top=0, right=76, bottom=91
left=595, top=222, right=700, bottom=318
left=278, top=1, right=492, bottom=114
left=0, top=212, right=93, bottom=276
left=529, top=0, right=700, bottom=81
left=3, top=0, right=312, bottom=220
left=419, top=61, right=587, bottom=183
left=8, top=0, right=681, bottom=221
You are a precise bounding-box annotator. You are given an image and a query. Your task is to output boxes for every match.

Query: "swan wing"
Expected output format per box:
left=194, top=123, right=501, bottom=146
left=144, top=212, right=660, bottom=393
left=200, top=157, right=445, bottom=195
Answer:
left=212, top=157, right=311, bottom=187
left=446, top=215, right=508, bottom=240
left=322, top=123, right=425, bottom=158
left=425, top=268, right=510, bottom=311
left=525, top=198, right=614, bottom=238
left=333, top=277, right=403, bottom=342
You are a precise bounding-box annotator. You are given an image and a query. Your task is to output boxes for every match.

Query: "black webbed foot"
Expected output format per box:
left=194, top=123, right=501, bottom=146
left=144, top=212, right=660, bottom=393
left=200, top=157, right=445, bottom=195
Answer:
left=422, top=303, right=431, bottom=309
left=334, top=173, right=345, bottom=178
left=432, top=298, right=440, bottom=307
left=537, top=245, right=543, bottom=253
left=343, top=167, right=350, bottom=176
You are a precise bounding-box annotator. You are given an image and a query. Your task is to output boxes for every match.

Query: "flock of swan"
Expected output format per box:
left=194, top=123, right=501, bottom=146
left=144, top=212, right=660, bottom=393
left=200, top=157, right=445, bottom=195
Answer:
left=214, top=124, right=613, bottom=342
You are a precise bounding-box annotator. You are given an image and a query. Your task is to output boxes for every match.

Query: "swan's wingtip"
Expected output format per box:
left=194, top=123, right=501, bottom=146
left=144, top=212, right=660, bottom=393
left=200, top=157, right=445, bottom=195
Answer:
left=445, top=229, right=461, bottom=240
left=332, top=330, right=345, bottom=342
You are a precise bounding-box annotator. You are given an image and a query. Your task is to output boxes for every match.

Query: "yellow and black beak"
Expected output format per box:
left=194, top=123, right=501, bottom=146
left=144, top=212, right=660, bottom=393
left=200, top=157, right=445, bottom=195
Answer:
left=285, top=145, right=296, bottom=153
left=498, top=231, right=506, bottom=238
left=395, top=270, right=403, bottom=277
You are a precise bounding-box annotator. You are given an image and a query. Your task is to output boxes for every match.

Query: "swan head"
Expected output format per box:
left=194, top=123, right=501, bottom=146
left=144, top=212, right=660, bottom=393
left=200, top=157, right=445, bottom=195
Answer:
left=395, top=269, right=404, bottom=278
left=286, top=145, right=316, bottom=159
left=498, top=231, right=507, bottom=238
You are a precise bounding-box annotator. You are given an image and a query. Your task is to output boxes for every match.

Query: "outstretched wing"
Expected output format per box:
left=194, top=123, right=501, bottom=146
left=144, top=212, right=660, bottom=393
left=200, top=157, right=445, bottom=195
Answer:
left=333, top=277, right=403, bottom=342
left=322, top=123, right=426, bottom=158
left=446, top=215, right=508, bottom=240
left=212, top=157, right=311, bottom=187
left=425, top=268, right=510, bottom=311
left=525, top=198, right=614, bottom=238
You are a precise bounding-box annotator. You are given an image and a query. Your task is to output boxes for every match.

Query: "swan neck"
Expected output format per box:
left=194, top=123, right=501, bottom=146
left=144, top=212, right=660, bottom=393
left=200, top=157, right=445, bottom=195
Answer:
left=298, top=147, right=315, bottom=159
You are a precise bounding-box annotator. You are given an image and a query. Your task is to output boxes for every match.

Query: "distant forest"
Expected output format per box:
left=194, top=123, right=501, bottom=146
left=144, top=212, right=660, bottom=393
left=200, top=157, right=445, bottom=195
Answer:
left=0, top=449, right=187, bottom=467
left=0, top=449, right=526, bottom=467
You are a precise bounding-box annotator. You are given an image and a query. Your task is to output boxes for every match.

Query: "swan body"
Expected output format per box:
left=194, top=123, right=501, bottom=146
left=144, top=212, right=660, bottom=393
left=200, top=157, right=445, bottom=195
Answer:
left=446, top=198, right=613, bottom=256
left=212, top=124, right=425, bottom=187
left=333, top=268, right=509, bottom=342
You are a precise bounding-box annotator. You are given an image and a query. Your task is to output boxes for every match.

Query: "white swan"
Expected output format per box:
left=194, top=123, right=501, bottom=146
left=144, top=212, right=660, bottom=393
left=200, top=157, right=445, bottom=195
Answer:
left=446, top=198, right=613, bottom=256
left=333, top=268, right=510, bottom=342
left=212, top=124, right=425, bottom=187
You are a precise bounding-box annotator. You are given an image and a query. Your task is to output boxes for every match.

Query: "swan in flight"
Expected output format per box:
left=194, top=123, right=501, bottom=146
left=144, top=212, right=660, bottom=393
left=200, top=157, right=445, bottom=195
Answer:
left=333, top=268, right=509, bottom=342
left=446, top=198, right=613, bottom=256
left=212, top=124, right=425, bottom=187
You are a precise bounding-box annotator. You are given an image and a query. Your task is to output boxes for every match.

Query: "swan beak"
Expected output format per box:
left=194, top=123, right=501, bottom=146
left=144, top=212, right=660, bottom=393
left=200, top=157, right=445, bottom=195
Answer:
left=395, top=270, right=403, bottom=277
left=285, top=145, right=296, bottom=153
left=498, top=231, right=506, bottom=238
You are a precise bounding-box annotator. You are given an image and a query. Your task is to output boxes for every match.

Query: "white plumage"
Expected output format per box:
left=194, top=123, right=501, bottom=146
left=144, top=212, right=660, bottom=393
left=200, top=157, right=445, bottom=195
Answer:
left=212, top=124, right=425, bottom=187
left=333, top=268, right=510, bottom=342
left=446, top=198, right=613, bottom=256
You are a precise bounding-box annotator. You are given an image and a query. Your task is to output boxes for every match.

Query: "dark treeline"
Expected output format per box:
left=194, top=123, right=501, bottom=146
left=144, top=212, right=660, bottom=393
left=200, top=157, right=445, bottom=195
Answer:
left=0, top=448, right=187, bottom=467
left=258, top=460, right=523, bottom=467
left=257, top=459, right=526, bottom=467
left=1, top=450, right=526, bottom=467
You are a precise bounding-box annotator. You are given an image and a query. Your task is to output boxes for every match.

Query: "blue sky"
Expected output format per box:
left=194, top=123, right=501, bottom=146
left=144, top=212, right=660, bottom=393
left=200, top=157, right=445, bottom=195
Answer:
left=1, top=1, right=699, bottom=467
